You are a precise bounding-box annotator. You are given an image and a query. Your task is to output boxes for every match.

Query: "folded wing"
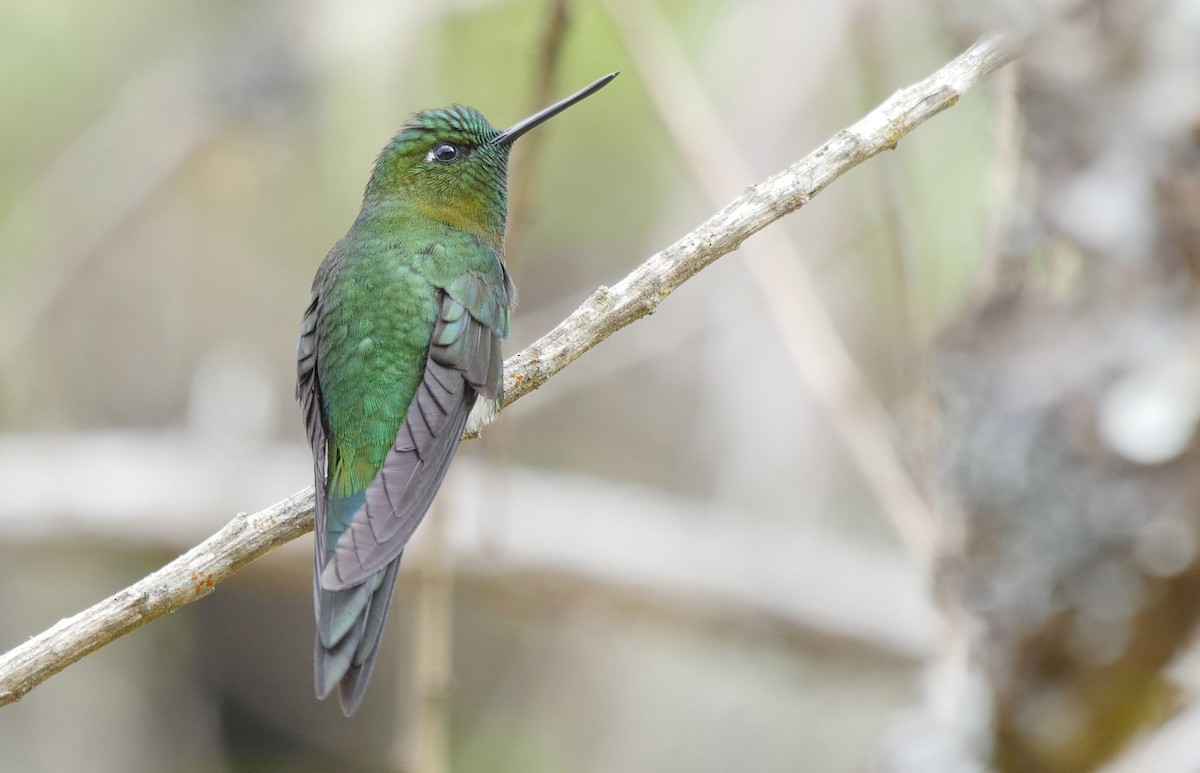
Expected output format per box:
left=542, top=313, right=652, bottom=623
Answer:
left=320, top=273, right=507, bottom=590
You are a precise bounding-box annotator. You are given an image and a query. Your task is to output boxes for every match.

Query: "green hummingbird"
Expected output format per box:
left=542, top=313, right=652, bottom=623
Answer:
left=296, top=73, right=617, bottom=715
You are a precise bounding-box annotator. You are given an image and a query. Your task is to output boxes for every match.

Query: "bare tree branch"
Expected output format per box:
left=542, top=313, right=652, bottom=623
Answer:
left=0, top=33, right=1017, bottom=708
left=604, top=0, right=938, bottom=559
left=0, top=490, right=314, bottom=706
left=494, top=33, right=1016, bottom=406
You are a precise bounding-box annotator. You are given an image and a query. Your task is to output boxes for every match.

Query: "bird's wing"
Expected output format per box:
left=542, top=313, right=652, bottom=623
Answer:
left=296, top=289, right=329, bottom=556
left=320, top=271, right=508, bottom=589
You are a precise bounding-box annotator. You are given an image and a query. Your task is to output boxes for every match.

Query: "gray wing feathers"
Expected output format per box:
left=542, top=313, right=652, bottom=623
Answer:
left=296, top=293, right=329, bottom=553
left=320, top=290, right=500, bottom=590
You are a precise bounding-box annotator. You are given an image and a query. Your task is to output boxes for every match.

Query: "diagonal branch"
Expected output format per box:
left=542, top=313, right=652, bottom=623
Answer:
left=496, top=33, right=1016, bottom=404
left=603, top=0, right=936, bottom=559
left=0, top=33, right=1017, bottom=708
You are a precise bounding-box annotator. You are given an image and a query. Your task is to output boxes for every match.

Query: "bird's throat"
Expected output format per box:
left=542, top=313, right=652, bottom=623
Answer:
left=413, top=196, right=506, bottom=254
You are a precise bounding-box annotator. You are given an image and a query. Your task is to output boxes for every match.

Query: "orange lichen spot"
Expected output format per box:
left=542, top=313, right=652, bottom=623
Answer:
left=193, top=573, right=215, bottom=594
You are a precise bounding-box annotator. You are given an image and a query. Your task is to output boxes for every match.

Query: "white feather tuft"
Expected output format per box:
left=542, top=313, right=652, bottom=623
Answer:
left=465, top=394, right=501, bottom=436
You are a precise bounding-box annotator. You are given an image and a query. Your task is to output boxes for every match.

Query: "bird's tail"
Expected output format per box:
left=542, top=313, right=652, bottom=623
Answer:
left=314, top=555, right=402, bottom=716
left=314, top=490, right=402, bottom=716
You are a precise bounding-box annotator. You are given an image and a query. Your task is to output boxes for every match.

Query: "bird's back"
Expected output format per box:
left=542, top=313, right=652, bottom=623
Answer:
left=302, top=210, right=510, bottom=713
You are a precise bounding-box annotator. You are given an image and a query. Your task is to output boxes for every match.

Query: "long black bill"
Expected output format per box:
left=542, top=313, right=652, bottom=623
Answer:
left=490, top=72, right=619, bottom=146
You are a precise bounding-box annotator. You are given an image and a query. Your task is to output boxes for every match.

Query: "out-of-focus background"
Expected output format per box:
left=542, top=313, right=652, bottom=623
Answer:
left=4, top=0, right=1200, bottom=771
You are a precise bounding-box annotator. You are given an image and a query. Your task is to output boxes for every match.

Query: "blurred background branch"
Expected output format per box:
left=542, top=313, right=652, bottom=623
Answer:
left=0, top=48, right=217, bottom=369
left=922, top=2, right=1200, bottom=771
left=504, top=0, right=572, bottom=259
left=603, top=0, right=938, bottom=561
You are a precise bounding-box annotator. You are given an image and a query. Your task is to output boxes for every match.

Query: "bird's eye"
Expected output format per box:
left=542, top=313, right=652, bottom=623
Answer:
left=430, top=143, right=459, bottom=163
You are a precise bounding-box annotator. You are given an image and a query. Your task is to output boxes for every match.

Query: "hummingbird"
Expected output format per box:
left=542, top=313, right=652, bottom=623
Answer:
left=296, top=72, right=618, bottom=715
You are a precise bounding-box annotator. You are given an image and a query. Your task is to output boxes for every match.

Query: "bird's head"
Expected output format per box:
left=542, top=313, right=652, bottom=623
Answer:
left=363, top=73, right=618, bottom=250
